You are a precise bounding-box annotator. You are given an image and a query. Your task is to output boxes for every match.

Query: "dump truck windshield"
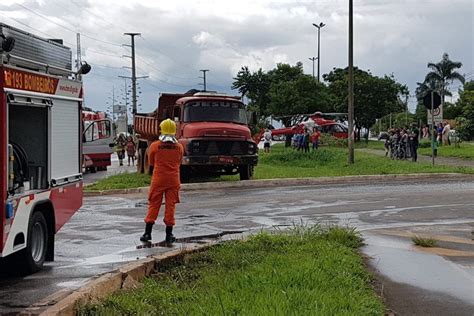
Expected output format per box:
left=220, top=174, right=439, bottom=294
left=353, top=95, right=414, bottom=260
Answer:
left=184, top=101, right=247, bottom=124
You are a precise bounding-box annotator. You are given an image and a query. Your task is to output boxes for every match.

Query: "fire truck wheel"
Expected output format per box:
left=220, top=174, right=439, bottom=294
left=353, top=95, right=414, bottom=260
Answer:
left=89, top=166, right=97, bottom=173
left=19, top=211, right=48, bottom=273
left=239, top=164, right=254, bottom=180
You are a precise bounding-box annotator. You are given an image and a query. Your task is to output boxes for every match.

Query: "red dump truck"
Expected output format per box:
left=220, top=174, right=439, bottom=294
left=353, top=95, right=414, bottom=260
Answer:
left=134, top=91, right=258, bottom=181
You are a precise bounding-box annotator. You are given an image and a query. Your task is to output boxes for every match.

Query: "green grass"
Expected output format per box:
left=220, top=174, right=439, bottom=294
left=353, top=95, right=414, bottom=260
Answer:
left=79, top=226, right=385, bottom=315
left=85, top=172, right=151, bottom=191
left=418, top=143, right=474, bottom=159
left=355, top=140, right=386, bottom=150
left=412, top=235, right=438, bottom=247
left=246, top=145, right=472, bottom=179
left=85, top=144, right=473, bottom=191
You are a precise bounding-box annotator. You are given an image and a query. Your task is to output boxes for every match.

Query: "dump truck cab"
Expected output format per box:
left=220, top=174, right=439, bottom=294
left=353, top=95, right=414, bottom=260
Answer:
left=134, top=91, right=258, bottom=181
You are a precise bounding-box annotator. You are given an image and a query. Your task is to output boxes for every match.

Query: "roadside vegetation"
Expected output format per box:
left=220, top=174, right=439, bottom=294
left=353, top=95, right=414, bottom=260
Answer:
left=85, top=172, right=151, bottom=191
left=80, top=226, right=385, bottom=315
left=357, top=140, right=474, bottom=160
left=412, top=235, right=438, bottom=247
left=86, top=144, right=473, bottom=191
left=418, top=143, right=474, bottom=159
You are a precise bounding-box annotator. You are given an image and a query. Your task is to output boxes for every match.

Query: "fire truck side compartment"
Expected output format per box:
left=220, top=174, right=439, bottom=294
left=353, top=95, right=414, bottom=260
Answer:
left=8, top=98, right=49, bottom=191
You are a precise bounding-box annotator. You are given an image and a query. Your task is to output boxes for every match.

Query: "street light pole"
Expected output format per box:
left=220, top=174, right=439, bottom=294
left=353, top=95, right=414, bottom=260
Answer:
left=312, top=22, right=326, bottom=82
left=309, top=57, right=317, bottom=79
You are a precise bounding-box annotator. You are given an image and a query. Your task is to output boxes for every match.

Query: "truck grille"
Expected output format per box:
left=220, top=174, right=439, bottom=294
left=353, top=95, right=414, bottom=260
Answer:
left=189, top=140, right=253, bottom=156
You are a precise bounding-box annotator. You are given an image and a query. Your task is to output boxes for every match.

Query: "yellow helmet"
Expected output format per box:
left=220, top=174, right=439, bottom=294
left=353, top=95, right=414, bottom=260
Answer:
left=160, top=118, right=177, bottom=135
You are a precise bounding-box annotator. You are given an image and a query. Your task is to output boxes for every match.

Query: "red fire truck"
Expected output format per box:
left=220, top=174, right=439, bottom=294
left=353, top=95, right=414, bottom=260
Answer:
left=0, top=24, right=90, bottom=273
left=82, top=110, right=114, bottom=173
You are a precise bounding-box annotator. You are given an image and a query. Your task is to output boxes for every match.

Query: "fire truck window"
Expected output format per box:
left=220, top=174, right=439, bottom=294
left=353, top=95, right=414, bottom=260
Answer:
left=84, top=120, right=111, bottom=142
left=84, top=122, right=95, bottom=142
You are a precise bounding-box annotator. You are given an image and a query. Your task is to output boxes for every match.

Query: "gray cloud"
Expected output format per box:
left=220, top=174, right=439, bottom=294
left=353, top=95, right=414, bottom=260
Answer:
left=1, top=0, right=472, bottom=114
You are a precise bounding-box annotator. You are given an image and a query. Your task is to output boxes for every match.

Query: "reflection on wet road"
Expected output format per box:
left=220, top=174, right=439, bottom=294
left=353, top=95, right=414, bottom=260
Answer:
left=0, top=179, right=473, bottom=314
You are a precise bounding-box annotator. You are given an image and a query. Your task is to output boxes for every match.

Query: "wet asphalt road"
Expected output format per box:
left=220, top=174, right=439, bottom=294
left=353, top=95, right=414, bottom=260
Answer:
left=1, top=178, right=473, bottom=314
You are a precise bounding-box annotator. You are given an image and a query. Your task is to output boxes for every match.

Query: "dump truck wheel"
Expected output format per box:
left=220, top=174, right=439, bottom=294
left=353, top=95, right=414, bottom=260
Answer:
left=239, top=164, right=253, bottom=180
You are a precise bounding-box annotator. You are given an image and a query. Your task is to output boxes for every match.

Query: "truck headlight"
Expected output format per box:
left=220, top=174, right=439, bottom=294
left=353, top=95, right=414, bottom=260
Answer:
left=248, top=143, right=256, bottom=154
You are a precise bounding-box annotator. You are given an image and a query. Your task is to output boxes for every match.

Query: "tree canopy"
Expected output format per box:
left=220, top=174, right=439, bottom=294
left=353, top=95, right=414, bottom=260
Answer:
left=421, top=53, right=465, bottom=102
left=232, top=63, right=332, bottom=127
left=323, top=67, right=408, bottom=131
left=455, top=81, right=474, bottom=140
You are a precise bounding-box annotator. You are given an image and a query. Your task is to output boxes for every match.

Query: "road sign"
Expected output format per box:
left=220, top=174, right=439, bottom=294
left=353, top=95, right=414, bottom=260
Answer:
left=113, top=104, right=127, bottom=113
left=423, top=91, right=441, bottom=110
left=427, top=105, right=443, bottom=125
left=430, top=107, right=441, bottom=116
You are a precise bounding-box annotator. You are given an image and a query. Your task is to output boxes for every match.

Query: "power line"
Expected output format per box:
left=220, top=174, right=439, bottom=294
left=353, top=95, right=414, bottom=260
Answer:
left=136, top=56, right=196, bottom=81
left=0, top=12, right=76, bottom=47
left=16, top=3, right=123, bottom=48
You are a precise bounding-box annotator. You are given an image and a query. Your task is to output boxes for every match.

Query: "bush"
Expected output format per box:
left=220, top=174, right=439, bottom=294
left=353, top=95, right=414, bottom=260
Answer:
left=418, top=140, right=431, bottom=148
left=260, top=148, right=343, bottom=167
left=320, top=133, right=348, bottom=147
left=455, top=117, right=474, bottom=141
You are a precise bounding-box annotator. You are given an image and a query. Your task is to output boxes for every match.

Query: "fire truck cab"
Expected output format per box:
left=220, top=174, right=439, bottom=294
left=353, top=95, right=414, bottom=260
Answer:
left=82, top=110, right=114, bottom=173
left=0, top=24, right=89, bottom=273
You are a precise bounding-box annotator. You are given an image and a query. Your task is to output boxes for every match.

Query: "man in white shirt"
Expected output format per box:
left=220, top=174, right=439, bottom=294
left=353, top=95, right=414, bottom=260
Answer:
left=442, top=121, right=451, bottom=146
left=263, top=129, right=272, bottom=153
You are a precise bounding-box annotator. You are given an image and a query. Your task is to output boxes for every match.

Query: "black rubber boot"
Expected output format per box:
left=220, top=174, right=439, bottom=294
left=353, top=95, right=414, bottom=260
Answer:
left=165, top=226, right=176, bottom=246
left=140, top=223, right=153, bottom=242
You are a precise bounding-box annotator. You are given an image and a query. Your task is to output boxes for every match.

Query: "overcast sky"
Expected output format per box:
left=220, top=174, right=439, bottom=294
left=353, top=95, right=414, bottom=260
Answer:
left=1, top=0, right=473, bottom=115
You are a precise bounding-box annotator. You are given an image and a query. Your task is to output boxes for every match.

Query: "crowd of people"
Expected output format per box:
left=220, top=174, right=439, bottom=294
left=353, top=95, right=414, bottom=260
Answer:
left=114, top=133, right=137, bottom=166
left=384, top=121, right=452, bottom=161
left=291, top=128, right=321, bottom=152
left=383, top=124, right=420, bottom=161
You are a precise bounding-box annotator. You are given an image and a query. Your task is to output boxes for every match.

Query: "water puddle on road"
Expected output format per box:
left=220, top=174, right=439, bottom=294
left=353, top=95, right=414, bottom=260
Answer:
left=363, top=233, right=474, bottom=304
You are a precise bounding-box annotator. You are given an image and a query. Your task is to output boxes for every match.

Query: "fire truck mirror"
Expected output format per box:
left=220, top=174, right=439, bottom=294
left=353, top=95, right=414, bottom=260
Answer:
left=1, top=35, right=15, bottom=52
left=78, top=62, right=91, bottom=75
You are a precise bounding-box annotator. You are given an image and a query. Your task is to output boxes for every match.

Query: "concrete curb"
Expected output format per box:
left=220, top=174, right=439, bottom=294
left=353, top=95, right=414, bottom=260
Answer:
left=36, top=243, right=215, bottom=316
left=83, top=173, right=474, bottom=197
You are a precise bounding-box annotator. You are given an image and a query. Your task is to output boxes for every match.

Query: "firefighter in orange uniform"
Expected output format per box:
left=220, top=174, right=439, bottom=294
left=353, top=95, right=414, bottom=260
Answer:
left=140, top=119, right=184, bottom=245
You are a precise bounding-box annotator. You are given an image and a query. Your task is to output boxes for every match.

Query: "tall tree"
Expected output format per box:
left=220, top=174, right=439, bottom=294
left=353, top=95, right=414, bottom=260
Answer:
left=324, top=67, right=408, bottom=139
left=267, top=75, right=333, bottom=127
left=455, top=81, right=474, bottom=140
left=424, top=53, right=465, bottom=102
left=232, top=67, right=271, bottom=117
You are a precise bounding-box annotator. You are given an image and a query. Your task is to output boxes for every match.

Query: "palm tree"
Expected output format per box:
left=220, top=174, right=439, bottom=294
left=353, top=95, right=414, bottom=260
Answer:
left=424, top=53, right=465, bottom=102
left=415, top=80, right=450, bottom=101
left=232, top=66, right=252, bottom=98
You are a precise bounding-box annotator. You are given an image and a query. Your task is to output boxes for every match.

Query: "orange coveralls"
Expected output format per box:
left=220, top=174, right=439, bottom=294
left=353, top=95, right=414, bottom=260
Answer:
left=144, top=141, right=184, bottom=226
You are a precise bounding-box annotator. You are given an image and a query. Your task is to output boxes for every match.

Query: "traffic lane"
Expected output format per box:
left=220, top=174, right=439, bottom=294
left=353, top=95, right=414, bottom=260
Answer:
left=0, top=179, right=472, bottom=313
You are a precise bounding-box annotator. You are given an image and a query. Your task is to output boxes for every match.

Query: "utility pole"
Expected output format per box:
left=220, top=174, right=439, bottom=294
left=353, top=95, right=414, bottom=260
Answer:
left=76, top=33, right=82, bottom=81
left=123, top=32, right=140, bottom=135
left=348, top=0, right=355, bottom=164
left=199, top=69, right=209, bottom=91
left=309, top=57, right=317, bottom=79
